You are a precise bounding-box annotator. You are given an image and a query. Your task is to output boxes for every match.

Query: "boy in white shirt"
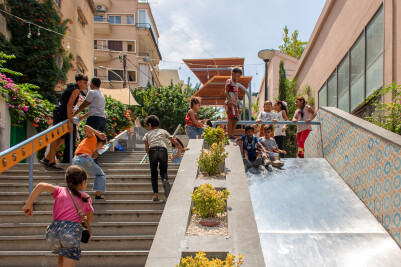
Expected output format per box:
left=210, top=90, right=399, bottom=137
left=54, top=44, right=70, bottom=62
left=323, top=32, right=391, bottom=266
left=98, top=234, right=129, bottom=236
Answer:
left=256, top=101, right=275, bottom=138
left=259, top=124, right=286, bottom=168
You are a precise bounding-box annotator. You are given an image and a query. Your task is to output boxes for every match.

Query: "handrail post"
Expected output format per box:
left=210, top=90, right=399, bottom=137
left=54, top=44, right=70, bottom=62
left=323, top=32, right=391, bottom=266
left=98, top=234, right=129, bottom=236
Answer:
left=28, top=142, right=34, bottom=194
left=69, top=128, right=73, bottom=164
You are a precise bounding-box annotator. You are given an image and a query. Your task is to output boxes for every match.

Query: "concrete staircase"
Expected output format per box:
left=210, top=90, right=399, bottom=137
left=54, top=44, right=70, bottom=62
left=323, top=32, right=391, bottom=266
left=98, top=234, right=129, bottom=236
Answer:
left=0, top=151, right=179, bottom=266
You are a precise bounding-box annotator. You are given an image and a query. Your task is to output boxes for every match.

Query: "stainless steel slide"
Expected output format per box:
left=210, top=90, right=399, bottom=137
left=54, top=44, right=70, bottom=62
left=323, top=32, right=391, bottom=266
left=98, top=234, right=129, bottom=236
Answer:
left=247, top=158, right=401, bottom=266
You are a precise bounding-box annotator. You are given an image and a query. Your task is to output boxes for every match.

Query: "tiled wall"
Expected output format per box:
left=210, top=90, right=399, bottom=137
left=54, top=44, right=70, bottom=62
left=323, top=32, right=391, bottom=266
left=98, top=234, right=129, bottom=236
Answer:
left=305, top=108, right=401, bottom=247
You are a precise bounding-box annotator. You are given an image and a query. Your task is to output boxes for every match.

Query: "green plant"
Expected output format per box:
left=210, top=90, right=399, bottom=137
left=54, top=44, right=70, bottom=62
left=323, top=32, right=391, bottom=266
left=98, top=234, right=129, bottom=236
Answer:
left=191, top=183, right=230, bottom=218
left=283, top=78, right=301, bottom=158
left=365, top=83, right=401, bottom=135
left=278, top=25, right=307, bottom=59
left=104, top=96, right=134, bottom=140
left=203, top=127, right=227, bottom=146
left=198, top=142, right=228, bottom=176
left=0, top=0, right=73, bottom=103
left=278, top=60, right=287, bottom=101
left=177, top=250, right=244, bottom=267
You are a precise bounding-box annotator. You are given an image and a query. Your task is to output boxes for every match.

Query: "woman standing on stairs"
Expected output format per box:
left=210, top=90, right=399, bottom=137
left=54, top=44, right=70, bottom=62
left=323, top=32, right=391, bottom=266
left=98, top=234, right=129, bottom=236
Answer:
left=22, top=165, right=94, bottom=267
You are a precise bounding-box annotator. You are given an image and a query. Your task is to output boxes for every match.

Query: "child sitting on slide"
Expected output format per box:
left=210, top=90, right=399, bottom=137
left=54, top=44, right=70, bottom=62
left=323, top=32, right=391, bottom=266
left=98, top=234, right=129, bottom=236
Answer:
left=259, top=125, right=286, bottom=168
left=234, top=125, right=263, bottom=167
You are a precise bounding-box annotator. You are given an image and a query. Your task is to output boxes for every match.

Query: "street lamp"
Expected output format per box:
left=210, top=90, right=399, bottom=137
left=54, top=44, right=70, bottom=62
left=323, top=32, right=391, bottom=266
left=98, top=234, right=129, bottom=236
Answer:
left=258, top=49, right=275, bottom=101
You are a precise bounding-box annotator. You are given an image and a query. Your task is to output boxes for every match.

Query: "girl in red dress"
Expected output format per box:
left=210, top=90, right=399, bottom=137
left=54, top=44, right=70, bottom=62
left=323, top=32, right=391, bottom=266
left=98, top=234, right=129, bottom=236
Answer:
left=225, top=68, right=242, bottom=139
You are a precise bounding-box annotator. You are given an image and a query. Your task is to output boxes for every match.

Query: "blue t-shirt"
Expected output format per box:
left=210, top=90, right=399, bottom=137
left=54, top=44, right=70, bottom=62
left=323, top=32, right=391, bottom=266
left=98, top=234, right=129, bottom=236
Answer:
left=241, top=135, right=259, bottom=155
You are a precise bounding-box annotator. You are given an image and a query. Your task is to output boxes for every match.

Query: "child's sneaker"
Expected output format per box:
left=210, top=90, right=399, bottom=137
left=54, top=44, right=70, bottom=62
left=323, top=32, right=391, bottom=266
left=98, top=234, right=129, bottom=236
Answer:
left=272, top=160, right=284, bottom=168
left=243, top=158, right=252, bottom=167
left=39, top=158, right=49, bottom=169
left=264, top=159, right=271, bottom=168
left=252, top=157, right=263, bottom=167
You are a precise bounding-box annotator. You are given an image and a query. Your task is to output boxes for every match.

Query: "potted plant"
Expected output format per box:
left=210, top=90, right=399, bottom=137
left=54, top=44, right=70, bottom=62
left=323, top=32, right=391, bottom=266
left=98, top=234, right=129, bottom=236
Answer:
left=191, top=183, right=230, bottom=227
left=198, top=142, right=227, bottom=178
left=178, top=250, right=244, bottom=266
left=203, top=127, right=228, bottom=149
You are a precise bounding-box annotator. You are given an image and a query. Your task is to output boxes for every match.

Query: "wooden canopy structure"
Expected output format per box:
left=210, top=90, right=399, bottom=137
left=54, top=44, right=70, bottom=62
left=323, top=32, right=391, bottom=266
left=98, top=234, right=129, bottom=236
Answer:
left=183, top=58, right=253, bottom=106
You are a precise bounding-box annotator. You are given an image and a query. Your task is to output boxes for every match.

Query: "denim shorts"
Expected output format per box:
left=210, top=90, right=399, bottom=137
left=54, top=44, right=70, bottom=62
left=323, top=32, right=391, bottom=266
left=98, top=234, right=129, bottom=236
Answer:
left=46, top=220, right=82, bottom=261
left=186, top=125, right=204, bottom=139
left=172, top=156, right=182, bottom=164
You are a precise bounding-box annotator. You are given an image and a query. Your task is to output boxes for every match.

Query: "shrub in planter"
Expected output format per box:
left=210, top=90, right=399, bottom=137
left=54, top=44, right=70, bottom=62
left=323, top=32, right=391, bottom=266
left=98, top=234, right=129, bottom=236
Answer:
left=203, top=126, right=228, bottom=147
left=198, top=142, right=228, bottom=176
left=178, top=250, right=244, bottom=267
left=191, top=183, right=230, bottom=218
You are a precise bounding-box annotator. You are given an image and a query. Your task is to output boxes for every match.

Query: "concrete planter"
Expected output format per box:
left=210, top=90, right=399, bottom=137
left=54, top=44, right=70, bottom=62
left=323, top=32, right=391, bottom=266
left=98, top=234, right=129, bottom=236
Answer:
left=198, top=161, right=226, bottom=178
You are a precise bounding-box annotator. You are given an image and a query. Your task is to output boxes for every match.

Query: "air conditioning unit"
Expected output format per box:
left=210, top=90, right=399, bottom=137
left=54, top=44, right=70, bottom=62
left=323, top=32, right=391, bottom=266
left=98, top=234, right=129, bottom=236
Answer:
left=96, top=5, right=106, bottom=12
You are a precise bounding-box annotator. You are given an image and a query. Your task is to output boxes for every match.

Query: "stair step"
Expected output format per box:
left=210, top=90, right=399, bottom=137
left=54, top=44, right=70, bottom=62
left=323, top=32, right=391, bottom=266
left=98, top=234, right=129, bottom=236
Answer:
left=0, top=221, right=159, bottom=236
left=0, top=176, right=176, bottom=184
left=0, top=169, right=179, bottom=175
left=0, top=235, right=154, bottom=251
left=0, top=200, right=165, bottom=211
left=0, top=250, right=148, bottom=267
left=0, top=210, right=163, bottom=223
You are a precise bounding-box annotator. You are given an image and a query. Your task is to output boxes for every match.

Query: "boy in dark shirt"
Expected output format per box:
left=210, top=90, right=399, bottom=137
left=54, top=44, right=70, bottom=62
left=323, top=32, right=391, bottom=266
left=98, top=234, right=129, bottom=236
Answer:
left=234, top=125, right=263, bottom=167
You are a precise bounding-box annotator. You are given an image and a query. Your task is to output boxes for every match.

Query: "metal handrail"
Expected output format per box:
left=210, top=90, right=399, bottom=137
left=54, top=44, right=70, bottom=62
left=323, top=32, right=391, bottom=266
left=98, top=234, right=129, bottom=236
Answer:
left=0, top=119, right=74, bottom=193
left=212, top=120, right=321, bottom=127
left=140, top=124, right=181, bottom=164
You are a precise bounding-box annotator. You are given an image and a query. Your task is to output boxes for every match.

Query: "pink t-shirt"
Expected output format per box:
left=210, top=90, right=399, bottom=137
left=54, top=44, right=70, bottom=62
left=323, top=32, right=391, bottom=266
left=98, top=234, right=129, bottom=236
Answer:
left=52, top=186, right=94, bottom=223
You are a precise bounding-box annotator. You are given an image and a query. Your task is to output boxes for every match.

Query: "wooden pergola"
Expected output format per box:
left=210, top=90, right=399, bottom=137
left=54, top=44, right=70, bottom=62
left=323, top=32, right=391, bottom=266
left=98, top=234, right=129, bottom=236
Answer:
left=183, top=58, right=253, bottom=119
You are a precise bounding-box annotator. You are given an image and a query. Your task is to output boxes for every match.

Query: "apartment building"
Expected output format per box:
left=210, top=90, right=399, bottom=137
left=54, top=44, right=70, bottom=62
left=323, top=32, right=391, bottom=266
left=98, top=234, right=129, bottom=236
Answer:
left=93, top=0, right=162, bottom=89
left=52, top=0, right=95, bottom=84
left=0, top=0, right=8, bottom=38
left=295, top=0, right=401, bottom=117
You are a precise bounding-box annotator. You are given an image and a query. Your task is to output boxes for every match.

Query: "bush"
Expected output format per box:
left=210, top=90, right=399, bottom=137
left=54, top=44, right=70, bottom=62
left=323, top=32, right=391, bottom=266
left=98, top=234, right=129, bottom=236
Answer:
left=203, top=127, right=227, bottom=146
left=178, top=250, right=244, bottom=267
left=198, top=142, right=228, bottom=176
left=191, top=183, right=229, bottom=218
left=104, top=96, right=134, bottom=139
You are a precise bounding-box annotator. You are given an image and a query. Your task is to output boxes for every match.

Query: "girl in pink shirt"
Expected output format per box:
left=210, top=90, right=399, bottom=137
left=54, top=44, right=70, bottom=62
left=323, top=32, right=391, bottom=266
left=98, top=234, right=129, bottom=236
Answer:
left=23, top=165, right=94, bottom=266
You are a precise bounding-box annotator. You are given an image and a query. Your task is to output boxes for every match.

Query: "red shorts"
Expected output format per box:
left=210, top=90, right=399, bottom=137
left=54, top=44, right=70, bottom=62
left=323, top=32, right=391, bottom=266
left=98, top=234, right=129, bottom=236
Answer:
left=225, top=104, right=239, bottom=120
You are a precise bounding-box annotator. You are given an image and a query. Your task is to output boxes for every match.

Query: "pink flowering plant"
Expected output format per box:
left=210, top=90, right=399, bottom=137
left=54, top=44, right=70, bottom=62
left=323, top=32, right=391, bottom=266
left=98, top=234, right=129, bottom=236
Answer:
left=0, top=52, right=55, bottom=131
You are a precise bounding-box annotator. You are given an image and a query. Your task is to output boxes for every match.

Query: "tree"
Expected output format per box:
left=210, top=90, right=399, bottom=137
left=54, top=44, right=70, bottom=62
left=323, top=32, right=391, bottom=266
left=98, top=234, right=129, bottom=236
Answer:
left=278, top=25, right=307, bottom=59
left=0, top=0, right=73, bottom=103
left=278, top=60, right=286, bottom=101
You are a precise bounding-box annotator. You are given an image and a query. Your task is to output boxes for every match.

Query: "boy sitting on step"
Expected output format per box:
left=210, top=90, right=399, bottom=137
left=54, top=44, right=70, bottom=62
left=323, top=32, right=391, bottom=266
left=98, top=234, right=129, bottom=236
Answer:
left=259, top=124, right=286, bottom=168
left=234, top=125, right=264, bottom=167
left=72, top=125, right=107, bottom=200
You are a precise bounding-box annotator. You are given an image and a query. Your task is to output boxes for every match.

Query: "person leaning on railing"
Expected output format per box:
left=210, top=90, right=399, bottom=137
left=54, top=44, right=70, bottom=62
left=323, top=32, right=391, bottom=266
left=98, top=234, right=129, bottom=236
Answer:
left=40, top=74, right=89, bottom=170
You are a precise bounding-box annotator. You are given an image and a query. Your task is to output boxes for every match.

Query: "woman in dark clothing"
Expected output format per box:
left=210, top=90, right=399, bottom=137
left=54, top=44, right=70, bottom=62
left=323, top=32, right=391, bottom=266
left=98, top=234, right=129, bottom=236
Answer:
left=40, top=74, right=88, bottom=170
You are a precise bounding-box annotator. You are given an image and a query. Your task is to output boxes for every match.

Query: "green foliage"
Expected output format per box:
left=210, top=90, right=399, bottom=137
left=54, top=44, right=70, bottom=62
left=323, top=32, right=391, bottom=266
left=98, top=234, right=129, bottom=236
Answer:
left=197, top=107, right=220, bottom=121
left=198, top=142, right=228, bottom=177
left=278, top=60, right=287, bottom=101
left=178, top=250, right=244, bottom=267
left=0, top=52, right=55, bottom=131
left=302, top=85, right=315, bottom=109
left=278, top=25, right=307, bottom=59
left=283, top=78, right=300, bottom=158
left=0, top=0, right=73, bottom=103
left=191, top=183, right=230, bottom=218
left=365, top=83, right=401, bottom=135
left=104, top=96, right=134, bottom=139
left=203, top=127, right=227, bottom=147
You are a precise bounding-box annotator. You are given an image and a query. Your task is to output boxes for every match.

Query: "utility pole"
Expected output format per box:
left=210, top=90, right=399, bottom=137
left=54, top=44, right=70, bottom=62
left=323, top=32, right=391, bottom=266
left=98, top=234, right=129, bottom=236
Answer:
left=122, top=54, right=127, bottom=88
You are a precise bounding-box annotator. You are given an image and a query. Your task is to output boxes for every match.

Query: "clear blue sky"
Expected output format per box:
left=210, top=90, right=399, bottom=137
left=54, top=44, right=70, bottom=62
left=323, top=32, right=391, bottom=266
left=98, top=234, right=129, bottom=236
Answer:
left=151, top=0, right=326, bottom=91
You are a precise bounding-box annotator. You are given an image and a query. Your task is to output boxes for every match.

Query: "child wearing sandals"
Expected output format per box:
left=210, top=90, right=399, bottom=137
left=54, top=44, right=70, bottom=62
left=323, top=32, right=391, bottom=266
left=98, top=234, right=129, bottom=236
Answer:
left=259, top=125, right=286, bottom=168
left=292, top=97, right=316, bottom=158
left=22, top=165, right=94, bottom=266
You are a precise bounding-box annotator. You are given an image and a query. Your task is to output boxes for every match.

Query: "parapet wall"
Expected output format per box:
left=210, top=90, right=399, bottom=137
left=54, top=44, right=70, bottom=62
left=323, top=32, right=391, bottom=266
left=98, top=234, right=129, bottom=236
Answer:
left=305, top=107, right=401, bottom=247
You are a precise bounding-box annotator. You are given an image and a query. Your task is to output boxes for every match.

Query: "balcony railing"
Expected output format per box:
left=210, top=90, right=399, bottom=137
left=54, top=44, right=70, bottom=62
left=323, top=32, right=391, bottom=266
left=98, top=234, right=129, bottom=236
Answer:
left=94, top=17, right=110, bottom=23
left=137, top=23, right=162, bottom=60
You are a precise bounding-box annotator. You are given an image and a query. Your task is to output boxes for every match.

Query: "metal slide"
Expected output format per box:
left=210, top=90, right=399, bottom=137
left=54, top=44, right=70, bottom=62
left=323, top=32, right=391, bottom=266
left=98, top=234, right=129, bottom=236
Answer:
left=247, top=158, right=401, bottom=267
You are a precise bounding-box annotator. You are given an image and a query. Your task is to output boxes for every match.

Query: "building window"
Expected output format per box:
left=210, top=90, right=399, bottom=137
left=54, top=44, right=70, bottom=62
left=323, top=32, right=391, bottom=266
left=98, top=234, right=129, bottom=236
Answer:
left=350, top=33, right=365, bottom=111
left=128, top=70, right=137, bottom=82
left=318, top=83, right=327, bottom=108
left=127, top=41, right=135, bottom=52
left=337, top=54, right=349, bottom=112
left=327, top=71, right=337, bottom=107
left=108, top=70, right=123, bottom=81
left=108, top=41, right=123, bottom=51
left=77, top=7, right=88, bottom=28
left=54, top=0, right=61, bottom=8
left=109, top=16, right=122, bottom=24
left=94, top=69, right=97, bottom=77
left=366, top=7, right=384, bottom=97
left=94, top=15, right=104, bottom=23
left=127, top=16, right=135, bottom=25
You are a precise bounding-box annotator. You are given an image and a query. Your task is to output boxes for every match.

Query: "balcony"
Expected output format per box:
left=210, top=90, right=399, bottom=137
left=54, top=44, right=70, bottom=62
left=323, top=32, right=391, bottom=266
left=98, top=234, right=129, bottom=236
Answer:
left=0, top=13, right=6, bottom=37
left=94, top=18, right=111, bottom=34
left=136, top=23, right=162, bottom=60
left=95, top=49, right=112, bottom=61
left=94, top=0, right=111, bottom=9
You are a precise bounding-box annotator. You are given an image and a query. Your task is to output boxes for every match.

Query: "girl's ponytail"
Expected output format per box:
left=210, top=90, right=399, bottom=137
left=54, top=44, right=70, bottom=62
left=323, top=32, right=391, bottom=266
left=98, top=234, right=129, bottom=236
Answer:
left=66, top=165, right=90, bottom=203
left=296, top=97, right=307, bottom=118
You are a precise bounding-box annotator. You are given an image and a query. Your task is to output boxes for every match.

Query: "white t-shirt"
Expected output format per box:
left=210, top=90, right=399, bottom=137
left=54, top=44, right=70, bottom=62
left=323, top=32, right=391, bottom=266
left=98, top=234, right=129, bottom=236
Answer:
left=257, top=111, right=275, bottom=122
left=143, top=129, right=171, bottom=149
left=274, top=111, right=286, bottom=137
left=85, top=89, right=106, bottom=118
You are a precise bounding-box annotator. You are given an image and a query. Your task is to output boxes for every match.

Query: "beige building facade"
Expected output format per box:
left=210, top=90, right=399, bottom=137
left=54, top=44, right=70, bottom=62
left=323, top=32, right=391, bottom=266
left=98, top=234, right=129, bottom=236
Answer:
left=52, top=0, right=95, bottom=86
left=294, top=0, right=401, bottom=116
left=93, top=0, right=162, bottom=89
left=257, top=50, right=298, bottom=112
